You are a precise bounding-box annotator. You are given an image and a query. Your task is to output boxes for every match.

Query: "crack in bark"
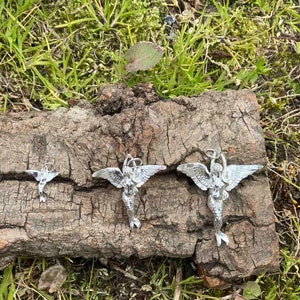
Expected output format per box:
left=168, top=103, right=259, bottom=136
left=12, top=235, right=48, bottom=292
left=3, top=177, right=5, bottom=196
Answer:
left=166, top=122, right=171, bottom=156
left=238, top=108, right=252, bottom=134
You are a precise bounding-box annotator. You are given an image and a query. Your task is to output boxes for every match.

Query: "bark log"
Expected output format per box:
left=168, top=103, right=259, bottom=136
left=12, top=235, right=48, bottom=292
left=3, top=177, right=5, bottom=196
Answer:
left=0, top=84, right=279, bottom=280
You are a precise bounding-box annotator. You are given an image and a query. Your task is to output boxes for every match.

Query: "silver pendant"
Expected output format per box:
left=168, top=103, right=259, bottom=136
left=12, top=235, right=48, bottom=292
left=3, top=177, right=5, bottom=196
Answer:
left=177, top=149, right=262, bottom=246
left=93, top=154, right=166, bottom=229
left=26, top=163, right=59, bottom=202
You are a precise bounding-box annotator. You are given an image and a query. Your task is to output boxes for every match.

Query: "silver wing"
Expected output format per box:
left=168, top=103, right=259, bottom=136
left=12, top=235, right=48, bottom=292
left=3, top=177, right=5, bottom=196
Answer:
left=45, top=171, right=59, bottom=182
left=224, top=164, right=263, bottom=191
left=177, top=163, right=214, bottom=191
left=25, top=170, right=43, bottom=181
left=92, top=167, right=124, bottom=188
left=133, top=165, right=166, bottom=187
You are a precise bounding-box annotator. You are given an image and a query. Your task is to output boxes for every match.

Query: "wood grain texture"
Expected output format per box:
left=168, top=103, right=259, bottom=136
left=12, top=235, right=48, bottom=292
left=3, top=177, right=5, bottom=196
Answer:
left=0, top=84, right=279, bottom=279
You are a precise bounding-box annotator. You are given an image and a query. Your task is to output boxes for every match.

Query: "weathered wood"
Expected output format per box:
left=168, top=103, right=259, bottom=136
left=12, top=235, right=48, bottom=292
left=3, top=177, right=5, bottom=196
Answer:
left=0, top=84, right=279, bottom=280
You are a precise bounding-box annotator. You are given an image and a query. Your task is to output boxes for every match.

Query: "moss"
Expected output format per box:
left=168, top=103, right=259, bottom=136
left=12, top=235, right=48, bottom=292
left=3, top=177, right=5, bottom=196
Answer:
left=1, top=0, right=298, bottom=110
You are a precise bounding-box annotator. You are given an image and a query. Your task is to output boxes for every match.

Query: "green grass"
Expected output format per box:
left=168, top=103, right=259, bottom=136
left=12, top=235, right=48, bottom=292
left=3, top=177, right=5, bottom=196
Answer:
left=0, top=0, right=299, bottom=299
left=1, top=0, right=298, bottom=109
left=0, top=0, right=165, bottom=109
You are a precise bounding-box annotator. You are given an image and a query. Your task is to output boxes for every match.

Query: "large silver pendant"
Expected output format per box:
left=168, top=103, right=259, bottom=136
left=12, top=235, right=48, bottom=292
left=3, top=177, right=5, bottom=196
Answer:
left=92, top=154, right=166, bottom=229
left=177, top=149, right=262, bottom=246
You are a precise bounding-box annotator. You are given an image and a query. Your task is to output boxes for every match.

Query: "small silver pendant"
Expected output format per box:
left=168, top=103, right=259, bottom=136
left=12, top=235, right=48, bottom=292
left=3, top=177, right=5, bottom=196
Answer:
left=26, top=163, right=59, bottom=202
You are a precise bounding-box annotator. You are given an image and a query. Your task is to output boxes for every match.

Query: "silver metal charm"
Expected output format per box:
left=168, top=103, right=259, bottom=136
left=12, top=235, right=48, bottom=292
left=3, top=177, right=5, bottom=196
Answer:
left=92, top=154, right=166, bottom=229
left=177, top=149, right=262, bottom=247
left=26, top=163, right=59, bottom=202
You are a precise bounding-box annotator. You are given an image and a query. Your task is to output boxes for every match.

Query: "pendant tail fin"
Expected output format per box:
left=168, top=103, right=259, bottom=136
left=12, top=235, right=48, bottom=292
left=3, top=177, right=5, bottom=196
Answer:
left=129, top=217, right=141, bottom=229
left=39, top=194, right=46, bottom=202
left=215, top=231, right=229, bottom=247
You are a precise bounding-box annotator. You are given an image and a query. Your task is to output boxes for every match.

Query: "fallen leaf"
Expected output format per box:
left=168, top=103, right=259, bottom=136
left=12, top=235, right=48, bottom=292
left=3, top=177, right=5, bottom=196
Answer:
left=125, top=42, right=163, bottom=72
left=197, top=264, right=231, bottom=289
left=38, top=264, right=67, bottom=293
left=242, top=281, right=261, bottom=299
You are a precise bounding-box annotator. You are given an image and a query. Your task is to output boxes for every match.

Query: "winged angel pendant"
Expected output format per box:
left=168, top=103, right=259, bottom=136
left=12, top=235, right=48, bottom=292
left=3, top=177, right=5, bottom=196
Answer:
left=92, top=154, right=166, bottom=229
left=26, top=164, right=59, bottom=202
left=177, top=149, right=262, bottom=246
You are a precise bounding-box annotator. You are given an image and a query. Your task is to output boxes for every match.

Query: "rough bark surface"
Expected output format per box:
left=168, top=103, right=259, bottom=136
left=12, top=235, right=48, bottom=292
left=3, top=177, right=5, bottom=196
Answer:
left=0, top=84, right=279, bottom=280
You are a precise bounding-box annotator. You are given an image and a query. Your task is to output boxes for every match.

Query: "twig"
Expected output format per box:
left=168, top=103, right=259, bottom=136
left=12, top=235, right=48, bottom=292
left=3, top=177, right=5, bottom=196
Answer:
left=173, top=267, right=182, bottom=300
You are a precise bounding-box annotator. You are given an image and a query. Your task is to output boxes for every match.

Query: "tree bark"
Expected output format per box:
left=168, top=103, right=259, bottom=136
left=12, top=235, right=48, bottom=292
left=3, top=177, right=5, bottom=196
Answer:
left=0, top=84, right=279, bottom=280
